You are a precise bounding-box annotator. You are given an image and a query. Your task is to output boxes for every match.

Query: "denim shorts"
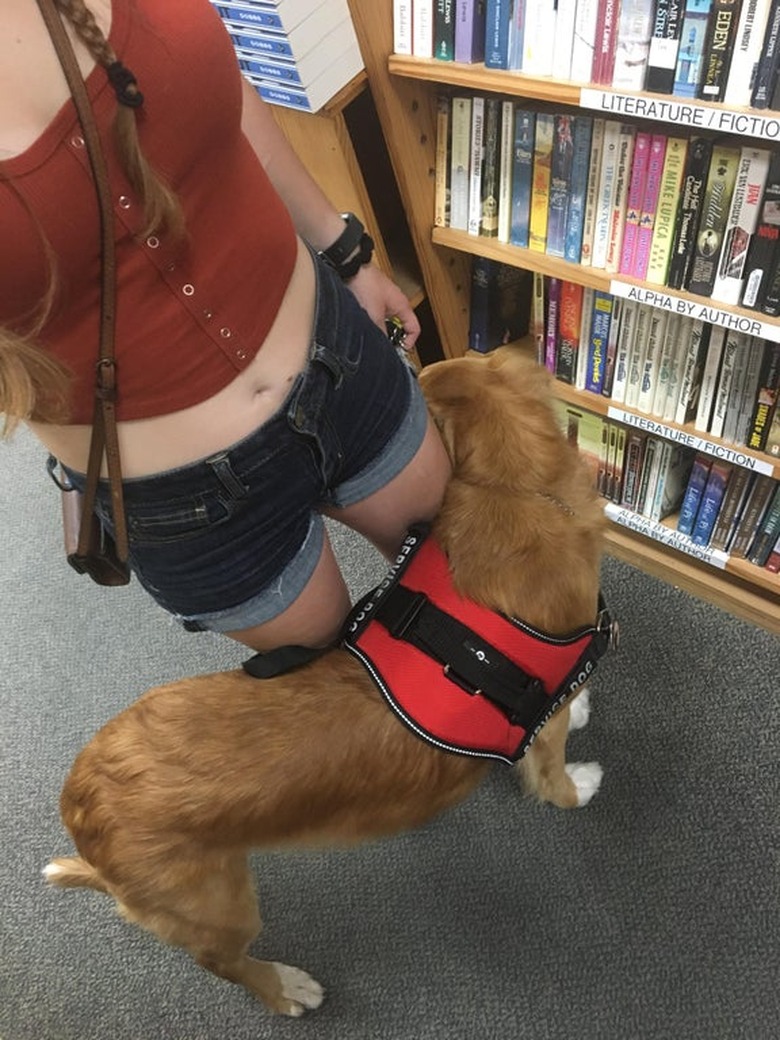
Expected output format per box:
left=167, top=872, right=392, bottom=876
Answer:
left=62, top=253, right=428, bottom=632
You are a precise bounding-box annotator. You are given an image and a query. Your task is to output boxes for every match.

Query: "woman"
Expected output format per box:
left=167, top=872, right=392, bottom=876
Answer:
left=0, top=0, right=451, bottom=652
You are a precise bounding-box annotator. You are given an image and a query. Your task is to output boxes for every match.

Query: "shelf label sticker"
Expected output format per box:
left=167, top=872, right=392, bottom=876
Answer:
left=607, top=280, right=780, bottom=344
left=606, top=408, right=776, bottom=475
left=604, top=503, right=729, bottom=569
left=579, top=89, right=780, bottom=142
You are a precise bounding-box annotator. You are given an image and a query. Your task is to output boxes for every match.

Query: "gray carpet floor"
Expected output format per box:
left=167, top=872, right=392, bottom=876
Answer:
left=2, top=427, right=779, bottom=1040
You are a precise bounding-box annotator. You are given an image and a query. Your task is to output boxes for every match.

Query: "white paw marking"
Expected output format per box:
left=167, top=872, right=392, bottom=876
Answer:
left=565, top=761, right=603, bottom=807
left=273, top=963, right=324, bottom=1016
left=568, top=689, right=591, bottom=732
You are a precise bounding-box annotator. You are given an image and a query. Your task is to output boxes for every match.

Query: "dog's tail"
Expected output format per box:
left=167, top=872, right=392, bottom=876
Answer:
left=43, top=856, right=109, bottom=894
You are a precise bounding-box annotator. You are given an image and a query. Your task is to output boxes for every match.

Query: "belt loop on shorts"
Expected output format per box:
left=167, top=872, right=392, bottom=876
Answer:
left=204, top=451, right=249, bottom=500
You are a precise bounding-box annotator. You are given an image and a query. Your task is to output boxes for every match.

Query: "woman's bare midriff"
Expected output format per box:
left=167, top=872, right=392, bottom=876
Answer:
left=28, top=238, right=316, bottom=478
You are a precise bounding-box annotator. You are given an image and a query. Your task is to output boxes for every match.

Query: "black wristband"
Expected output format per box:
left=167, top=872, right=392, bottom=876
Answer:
left=335, top=231, right=374, bottom=280
left=321, top=212, right=364, bottom=268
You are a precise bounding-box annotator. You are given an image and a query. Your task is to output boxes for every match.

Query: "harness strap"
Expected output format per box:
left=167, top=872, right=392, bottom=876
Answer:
left=372, top=583, right=551, bottom=728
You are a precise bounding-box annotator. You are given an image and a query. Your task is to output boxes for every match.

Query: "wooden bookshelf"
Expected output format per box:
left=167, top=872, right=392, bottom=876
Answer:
left=347, top=0, right=780, bottom=634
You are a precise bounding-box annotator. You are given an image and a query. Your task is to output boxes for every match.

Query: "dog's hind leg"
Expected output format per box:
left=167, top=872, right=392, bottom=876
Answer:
left=116, top=850, right=324, bottom=1016
left=517, top=703, right=603, bottom=809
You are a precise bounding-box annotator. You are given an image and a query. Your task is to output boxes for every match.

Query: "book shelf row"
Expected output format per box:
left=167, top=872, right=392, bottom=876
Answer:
left=394, top=0, right=780, bottom=111
left=434, top=93, right=780, bottom=319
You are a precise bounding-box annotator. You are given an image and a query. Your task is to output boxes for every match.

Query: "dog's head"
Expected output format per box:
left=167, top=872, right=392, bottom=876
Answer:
left=419, top=349, right=605, bottom=632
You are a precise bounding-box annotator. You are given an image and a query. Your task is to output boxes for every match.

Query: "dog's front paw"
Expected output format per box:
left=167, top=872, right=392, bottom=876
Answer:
left=272, top=963, right=325, bottom=1017
left=568, top=689, right=591, bottom=732
left=565, top=762, right=603, bottom=807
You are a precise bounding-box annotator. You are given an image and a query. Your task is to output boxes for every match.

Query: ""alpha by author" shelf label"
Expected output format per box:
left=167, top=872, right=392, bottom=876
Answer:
left=604, top=503, right=730, bottom=568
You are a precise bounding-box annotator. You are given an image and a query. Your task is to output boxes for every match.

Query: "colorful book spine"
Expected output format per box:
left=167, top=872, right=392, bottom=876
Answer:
left=547, top=115, right=576, bottom=259
left=674, top=0, right=715, bottom=97
left=606, top=126, right=637, bottom=274
left=746, top=341, right=780, bottom=450
left=576, top=288, right=596, bottom=389
left=479, top=97, right=501, bottom=238
left=612, top=0, right=656, bottom=89
left=691, top=460, right=732, bottom=545
left=529, top=113, right=554, bottom=253
left=454, top=0, right=487, bottom=62
left=677, top=453, right=713, bottom=534
left=646, top=136, right=689, bottom=285
left=580, top=119, right=606, bottom=267
left=710, top=466, right=753, bottom=549
left=667, top=137, right=715, bottom=290
left=434, top=95, right=451, bottom=229
left=686, top=143, right=741, bottom=297
left=585, top=291, right=615, bottom=393
left=593, top=0, right=621, bottom=84
left=556, top=281, right=585, bottom=384
left=647, top=0, right=685, bottom=93
left=564, top=117, right=594, bottom=263
left=509, top=109, right=536, bottom=249
left=632, top=135, right=668, bottom=280
left=602, top=296, right=624, bottom=397
left=618, top=131, right=651, bottom=276
left=697, top=0, right=743, bottom=100
left=712, top=147, right=772, bottom=305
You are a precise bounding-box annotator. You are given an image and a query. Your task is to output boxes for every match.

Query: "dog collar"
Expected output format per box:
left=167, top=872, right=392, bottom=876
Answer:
left=342, top=529, right=617, bottom=764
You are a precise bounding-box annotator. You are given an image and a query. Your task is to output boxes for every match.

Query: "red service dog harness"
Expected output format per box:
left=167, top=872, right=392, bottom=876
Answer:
left=340, top=528, right=616, bottom=765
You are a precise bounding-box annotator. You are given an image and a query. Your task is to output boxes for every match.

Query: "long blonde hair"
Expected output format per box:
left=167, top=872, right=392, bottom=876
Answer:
left=0, top=0, right=183, bottom=434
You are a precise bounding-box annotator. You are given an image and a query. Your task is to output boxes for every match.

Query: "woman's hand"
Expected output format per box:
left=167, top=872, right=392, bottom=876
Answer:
left=345, top=264, right=421, bottom=351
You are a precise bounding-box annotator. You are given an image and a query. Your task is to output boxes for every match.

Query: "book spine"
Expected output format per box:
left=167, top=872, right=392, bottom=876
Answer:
left=747, top=484, right=780, bottom=564
left=618, top=131, right=651, bottom=276
left=556, top=280, right=585, bottom=384
left=529, top=113, right=554, bottom=253
left=712, top=147, right=772, bottom=305
left=434, top=95, right=451, bottom=228
left=576, top=288, right=596, bottom=389
left=532, top=270, right=546, bottom=365
left=484, top=0, right=512, bottom=68
left=694, top=325, right=727, bottom=431
left=724, top=0, right=773, bottom=106
left=479, top=97, right=501, bottom=238
left=507, top=0, right=526, bottom=69
left=691, top=460, right=732, bottom=545
left=710, top=329, right=744, bottom=436
left=553, top=0, right=579, bottom=80
left=686, top=144, right=741, bottom=297
left=637, top=310, right=669, bottom=413
left=733, top=336, right=767, bottom=443
left=676, top=321, right=713, bottom=424
left=455, top=0, right=487, bottom=62
left=467, top=96, right=485, bottom=237
left=524, top=0, right=557, bottom=75
left=636, top=438, right=661, bottom=516
left=741, top=150, right=780, bottom=309
left=662, top=316, right=694, bottom=421
left=468, top=254, right=491, bottom=352
left=564, top=117, right=594, bottom=263
left=647, top=0, right=685, bottom=93
left=612, top=0, right=656, bottom=90
left=547, top=114, right=576, bottom=259
left=580, top=119, right=606, bottom=267
left=497, top=100, right=515, bottom=244
left=646, top=137, right=689, bottom=285
left=651, top=312, right=682, bottom=417
left=677, top=453, right=713, bottom=534
left=730, top=474, right=775, bottom=554
left=570, top=0, right=601, bottom=82
left=449, top=96, right=472, bottom=231
left=509, top=109, right=536, bottom=248
left=632, top=135, right=668, bottom=280
left=621, top=431, right=648, bottom=509
left=667, top=137, right=714, bottom=290
left=625, top=305, right=652, bottom=409
left=545, top=277, right=562, bottom=373
left=591, top=120, right=622, bottom=269
left=746, top=341, right=780, bottom=449
left=710, top=464, right=752, bottom=548
left=698, top=0, right=743, bottom=99
left=393, top=0, right=414, bottom=54
left=585, top=291, right=615, bottom=393
left=414, top=0, right=435, bottom=57
left=611, top=300, right=639, bottom=404
left=593, top=0, right=620, bottom=84
left=434, top=0, right=456, bottom=59
left=674, top=0, right=715, bottom=97
left=751, top=0, right=780, bottom=106
left=602, top=296, right=624, bottom=397
left=605, top=126, right=637, bottom=274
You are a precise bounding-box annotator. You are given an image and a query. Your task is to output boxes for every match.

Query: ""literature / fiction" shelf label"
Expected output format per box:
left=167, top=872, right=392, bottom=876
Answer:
left=579, top=89, right=780, bottom=142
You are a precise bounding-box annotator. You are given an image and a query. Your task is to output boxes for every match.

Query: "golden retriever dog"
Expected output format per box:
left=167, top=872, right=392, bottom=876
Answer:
left=45, top=349, right=609, bottom=1016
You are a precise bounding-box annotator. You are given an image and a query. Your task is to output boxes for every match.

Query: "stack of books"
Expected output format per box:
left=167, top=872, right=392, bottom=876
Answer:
left=213, top=0, right=364, bottom=112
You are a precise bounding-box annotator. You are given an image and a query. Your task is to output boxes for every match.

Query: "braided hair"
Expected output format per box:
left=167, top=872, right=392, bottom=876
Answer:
left=1, top=0, right=184, bottom=432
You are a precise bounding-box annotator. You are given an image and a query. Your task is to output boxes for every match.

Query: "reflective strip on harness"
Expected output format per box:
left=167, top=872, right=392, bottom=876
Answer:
left=342, top=529, right=613, bottom=765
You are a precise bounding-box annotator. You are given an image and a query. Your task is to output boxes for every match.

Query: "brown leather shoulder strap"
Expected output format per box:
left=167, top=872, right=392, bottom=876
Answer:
left=36, top=0, right=128, bottom=560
